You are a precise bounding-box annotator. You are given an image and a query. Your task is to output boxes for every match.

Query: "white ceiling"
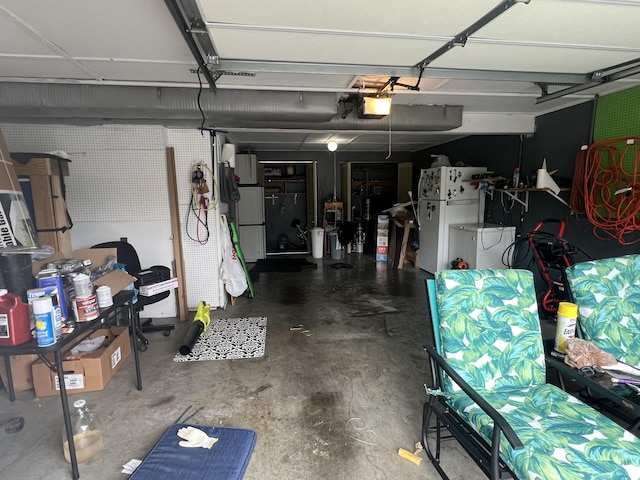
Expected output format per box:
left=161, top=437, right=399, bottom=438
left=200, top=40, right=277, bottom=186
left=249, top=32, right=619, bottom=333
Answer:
left=1, top=0, right=640, bottom=152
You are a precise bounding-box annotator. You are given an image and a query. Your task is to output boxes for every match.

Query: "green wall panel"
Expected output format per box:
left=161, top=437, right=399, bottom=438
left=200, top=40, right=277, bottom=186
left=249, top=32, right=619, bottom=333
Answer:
left=594, top=85, right=640, bottom=141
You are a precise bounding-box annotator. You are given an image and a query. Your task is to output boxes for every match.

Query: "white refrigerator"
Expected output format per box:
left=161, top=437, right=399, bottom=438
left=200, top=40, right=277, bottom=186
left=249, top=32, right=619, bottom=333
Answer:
left=236, top=186, right=266, bottom=262
left=417, top=166, right=487, bottom=273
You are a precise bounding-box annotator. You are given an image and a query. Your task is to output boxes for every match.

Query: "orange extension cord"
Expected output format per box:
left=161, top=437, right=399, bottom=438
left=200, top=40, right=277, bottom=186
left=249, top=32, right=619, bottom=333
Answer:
left=573, top=137, right=640, bottom=245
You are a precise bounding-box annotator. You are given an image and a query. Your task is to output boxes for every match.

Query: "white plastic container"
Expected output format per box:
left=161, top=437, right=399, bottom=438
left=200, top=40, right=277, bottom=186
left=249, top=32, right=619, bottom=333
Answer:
left=554, top=301, right=578, bottom=353
left=96, top=285, right=113, bottom=308
left=72, top=273, right=92, bottom=298
left=310, top=227, right=324, bottom=259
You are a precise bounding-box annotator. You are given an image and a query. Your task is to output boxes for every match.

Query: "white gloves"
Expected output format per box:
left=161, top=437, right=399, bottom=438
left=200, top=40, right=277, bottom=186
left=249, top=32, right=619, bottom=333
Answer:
left=177, top=426, right=218, bottom=449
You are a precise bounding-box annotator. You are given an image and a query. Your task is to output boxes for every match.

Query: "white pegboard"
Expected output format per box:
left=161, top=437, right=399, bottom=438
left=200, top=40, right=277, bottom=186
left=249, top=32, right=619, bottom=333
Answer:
left=1, top=123, right=230, bottom=312
left=66, top=149, right=169, bottom=222
left=2, top=124, right=169, bottom=223
left=166, top=128, right=225, bottom=310
left=1, top=124, right=166, bottom=153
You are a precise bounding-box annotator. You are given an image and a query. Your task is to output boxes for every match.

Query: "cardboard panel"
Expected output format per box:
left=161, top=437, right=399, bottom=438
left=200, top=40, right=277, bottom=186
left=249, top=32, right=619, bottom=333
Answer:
left=0, top=128, right=40, bottom=249
left=0, top=354, right=38, bottom=393
left=93, top=269, right=136, bottom=295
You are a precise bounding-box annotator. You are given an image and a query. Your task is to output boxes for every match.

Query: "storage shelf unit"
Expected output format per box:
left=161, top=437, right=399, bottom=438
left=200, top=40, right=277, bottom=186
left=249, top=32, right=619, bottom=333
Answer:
left=258, top=162, right=315, bottom=255
left=264, top=176, right=306, bottom=195
left=485, top=187, right=571, bottom=212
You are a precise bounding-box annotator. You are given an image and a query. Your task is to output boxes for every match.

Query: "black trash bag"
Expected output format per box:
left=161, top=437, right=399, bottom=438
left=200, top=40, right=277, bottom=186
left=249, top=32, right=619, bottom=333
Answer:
left=219, top=163, right=241, bottom=204
left=409, top=229, right=420, bottom=251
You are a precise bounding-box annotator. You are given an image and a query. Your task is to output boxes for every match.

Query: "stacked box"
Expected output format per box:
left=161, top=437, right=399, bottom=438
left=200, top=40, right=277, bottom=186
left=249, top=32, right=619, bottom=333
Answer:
left=376, top=215, right=390, bottom=261
left=139, top=277, right=178, bottom=296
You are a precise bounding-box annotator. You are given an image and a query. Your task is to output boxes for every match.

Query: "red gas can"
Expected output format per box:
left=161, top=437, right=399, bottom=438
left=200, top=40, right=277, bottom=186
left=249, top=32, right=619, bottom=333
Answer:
left=0, top=289, right=31, bottom=346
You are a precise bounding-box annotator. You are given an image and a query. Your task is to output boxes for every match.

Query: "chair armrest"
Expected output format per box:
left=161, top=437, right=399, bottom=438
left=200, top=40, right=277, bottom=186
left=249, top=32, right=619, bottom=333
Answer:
left=424, top=345, right=524, bottom=452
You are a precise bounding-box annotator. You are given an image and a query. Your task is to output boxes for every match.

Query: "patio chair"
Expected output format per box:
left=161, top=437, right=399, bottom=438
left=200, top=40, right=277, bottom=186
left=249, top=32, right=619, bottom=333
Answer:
left=423, top=268, right=640, bottom=480
left=565, top=254, right=640, bottom=368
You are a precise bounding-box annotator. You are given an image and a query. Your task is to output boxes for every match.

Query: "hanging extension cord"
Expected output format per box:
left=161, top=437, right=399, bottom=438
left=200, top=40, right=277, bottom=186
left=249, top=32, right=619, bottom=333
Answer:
left=190, top=162, right=219, bottom=211
left=185, top=162, right=220, bottom=245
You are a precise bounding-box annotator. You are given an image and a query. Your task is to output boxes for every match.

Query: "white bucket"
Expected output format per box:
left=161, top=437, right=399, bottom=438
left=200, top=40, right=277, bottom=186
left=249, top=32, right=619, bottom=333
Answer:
left=310, top=227, right=324, bottom=258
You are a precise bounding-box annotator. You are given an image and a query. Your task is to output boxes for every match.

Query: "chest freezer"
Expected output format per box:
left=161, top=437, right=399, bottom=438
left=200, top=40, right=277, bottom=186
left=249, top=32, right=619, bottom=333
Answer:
left=448, top=223, right=516, bottom=269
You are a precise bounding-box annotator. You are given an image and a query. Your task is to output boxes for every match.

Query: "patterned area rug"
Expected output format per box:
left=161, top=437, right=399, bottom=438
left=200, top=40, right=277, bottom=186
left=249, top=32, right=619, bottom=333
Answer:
left=174, top=317, right=267, bottom=362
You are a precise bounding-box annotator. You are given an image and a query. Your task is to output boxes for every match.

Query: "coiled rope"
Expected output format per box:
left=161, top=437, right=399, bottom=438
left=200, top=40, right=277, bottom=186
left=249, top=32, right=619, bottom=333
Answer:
left=572, top=137, right=640, bottom=245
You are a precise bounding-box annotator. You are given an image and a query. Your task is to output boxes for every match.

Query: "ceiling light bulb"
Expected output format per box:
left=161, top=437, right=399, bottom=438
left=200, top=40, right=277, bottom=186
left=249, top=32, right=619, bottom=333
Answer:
left=327, top=141, right=338, bottom=152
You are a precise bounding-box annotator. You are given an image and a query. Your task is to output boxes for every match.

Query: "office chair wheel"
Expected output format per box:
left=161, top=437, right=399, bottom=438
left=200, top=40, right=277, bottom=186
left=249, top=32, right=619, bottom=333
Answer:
left=137, top=341, right=148, bottom=352
left=163, top=330, right=171, bottom=337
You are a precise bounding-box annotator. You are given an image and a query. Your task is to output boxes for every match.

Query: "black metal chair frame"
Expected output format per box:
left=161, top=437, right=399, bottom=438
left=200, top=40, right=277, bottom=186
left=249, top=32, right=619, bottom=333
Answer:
left=422, top=344, right=520, bottom=480
left=423, top=279, right=521, bottom=480
left=92, top=240, right=175, bottom=351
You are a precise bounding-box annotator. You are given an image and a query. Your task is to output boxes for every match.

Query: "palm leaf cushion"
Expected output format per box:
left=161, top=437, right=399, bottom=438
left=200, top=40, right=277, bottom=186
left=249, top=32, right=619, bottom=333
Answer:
left=435, top=268, right=640, bottom=480
left=565, top=254, right=640, bottom=368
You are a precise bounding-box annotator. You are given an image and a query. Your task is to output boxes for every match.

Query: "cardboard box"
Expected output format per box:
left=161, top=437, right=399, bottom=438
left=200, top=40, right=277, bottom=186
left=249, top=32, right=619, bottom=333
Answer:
left=0, top=354, right=38, bottom=393
left=31, top=326, right=131, bottom=397
left=376, top=236, right=388, bottom=246
left=376, top=215, right=390, bottom=262
left=0, top=129, right=40, bottom=249
left=33, top=248, right=136, bottom=296
left=139, top=277, right=178, bottom=297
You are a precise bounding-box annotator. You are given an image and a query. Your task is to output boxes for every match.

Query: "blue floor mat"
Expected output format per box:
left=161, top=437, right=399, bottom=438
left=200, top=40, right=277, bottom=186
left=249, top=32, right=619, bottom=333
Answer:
left=130, top=423, right=256, bottom=480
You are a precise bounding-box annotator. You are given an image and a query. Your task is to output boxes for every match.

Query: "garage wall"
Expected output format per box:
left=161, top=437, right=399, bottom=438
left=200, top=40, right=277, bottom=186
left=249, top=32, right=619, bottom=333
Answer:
left=411, top=100, right=638, bottom=263
left=1, top=123, right=227, bottom=316
left=166, top=129, right=226, bottom=311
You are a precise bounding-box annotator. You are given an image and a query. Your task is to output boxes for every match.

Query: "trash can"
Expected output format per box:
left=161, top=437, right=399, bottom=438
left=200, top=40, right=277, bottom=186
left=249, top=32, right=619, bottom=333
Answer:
left=328, top=232, right=342, bottom=260
left=310, top=227, right=324, bottom=259
left=0, top=254, right=34, bottom=300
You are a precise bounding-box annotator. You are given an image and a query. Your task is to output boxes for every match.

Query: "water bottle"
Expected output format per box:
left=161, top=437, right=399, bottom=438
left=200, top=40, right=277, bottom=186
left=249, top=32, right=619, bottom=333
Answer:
left=355, top=223, right=365, bottom=253
left=62, top=399, right=103, bottom=464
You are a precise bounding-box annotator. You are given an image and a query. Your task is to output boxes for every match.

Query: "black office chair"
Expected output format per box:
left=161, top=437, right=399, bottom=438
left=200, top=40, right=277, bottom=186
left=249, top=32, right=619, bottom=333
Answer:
left=92, top=240, right=175, bottom=351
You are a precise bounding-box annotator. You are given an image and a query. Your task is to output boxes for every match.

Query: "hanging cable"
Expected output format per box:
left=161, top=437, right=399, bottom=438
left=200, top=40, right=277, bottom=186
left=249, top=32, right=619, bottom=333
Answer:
left=185, top=194, right=209, bottom=245
left=196, top=68, right=206, bottom=133
left=384, top=106, right=393, bottom=160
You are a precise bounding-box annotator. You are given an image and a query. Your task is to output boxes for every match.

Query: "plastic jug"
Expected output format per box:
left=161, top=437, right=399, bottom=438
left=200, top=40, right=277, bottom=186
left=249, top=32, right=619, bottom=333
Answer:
left=0, top=289, right=31, bottom=346
left=62, top=399, right=103, bottom=464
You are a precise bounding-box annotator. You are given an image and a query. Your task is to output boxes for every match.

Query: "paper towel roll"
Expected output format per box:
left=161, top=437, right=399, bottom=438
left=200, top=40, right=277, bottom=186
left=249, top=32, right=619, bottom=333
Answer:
left=221, top=143, right=236, bottom=168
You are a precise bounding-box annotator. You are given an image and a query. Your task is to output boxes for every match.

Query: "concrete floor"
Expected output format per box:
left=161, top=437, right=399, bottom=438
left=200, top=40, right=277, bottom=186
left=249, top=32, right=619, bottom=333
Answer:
left=1, top=254, right=484, bottom=480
